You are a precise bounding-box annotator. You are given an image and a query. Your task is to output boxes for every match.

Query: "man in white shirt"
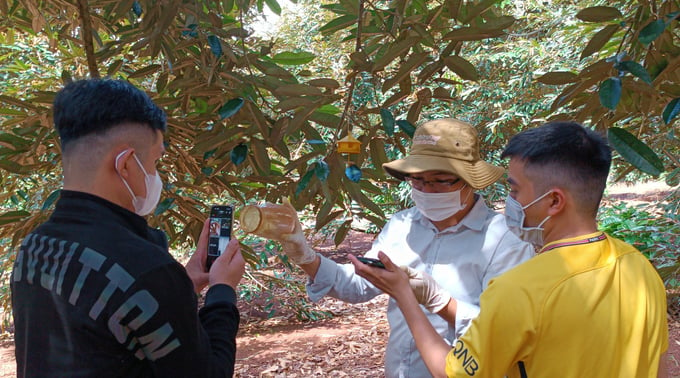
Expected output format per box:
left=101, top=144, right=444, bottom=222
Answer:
left=273, top=118, right=534, bottom=377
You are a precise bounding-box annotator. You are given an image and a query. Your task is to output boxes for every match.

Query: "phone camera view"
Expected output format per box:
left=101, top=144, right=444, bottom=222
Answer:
left=207, top=205, right=232, bottom=270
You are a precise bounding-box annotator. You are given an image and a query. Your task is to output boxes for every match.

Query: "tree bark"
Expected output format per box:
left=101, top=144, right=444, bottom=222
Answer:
left=77, top=0, right=100, bottom=79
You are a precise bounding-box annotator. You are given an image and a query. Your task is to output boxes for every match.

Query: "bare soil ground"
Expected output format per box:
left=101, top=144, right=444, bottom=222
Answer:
left=0, top=182, right=677, bottom=377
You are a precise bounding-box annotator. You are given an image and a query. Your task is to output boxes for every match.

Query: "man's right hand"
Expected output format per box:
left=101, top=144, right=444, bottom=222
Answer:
left=209, top=238, right=245, bottom=289
left=400, top=266, right=451, bottom=313
left=275, top=199, right=317, bottom=265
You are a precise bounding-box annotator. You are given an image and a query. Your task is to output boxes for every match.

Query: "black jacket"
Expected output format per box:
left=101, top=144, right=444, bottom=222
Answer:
left=11, top=190, right=239, bottom=377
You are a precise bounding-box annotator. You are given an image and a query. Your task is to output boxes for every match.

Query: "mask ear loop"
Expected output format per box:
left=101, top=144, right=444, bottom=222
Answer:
left=131, top=153, right=150, bottom=177
left=522, top=190, right=553, bottom=210
left=536, top=215, right=551, bottom=228
left=460, top=184, right=471, bottom=203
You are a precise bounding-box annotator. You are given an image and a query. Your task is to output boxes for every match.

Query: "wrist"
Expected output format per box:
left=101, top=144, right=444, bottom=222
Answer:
left=430, top=295, right=452, bottom=313
left=208, top=277, right=239, bottom=289
left=395, top=283, right=420, bottom=307
left=293, top=247, right=317, bottom=265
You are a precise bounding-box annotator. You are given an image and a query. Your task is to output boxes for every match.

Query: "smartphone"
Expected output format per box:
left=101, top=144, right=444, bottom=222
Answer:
left=356, top=256, right=386, bottom=269
left=206, top=205, right=233, bottom=271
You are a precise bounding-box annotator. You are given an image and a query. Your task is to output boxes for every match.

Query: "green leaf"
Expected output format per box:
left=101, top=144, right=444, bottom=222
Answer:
left=333, top=219, right=352, bottom=246
left=319, top=15, right=356, bottom=36
left=194, top=97, right=208, bottom=113
left=41, top=189, right=61, bottom=211
left=295, top=169, right=315, bottom=196
left=535, top=71, right=578, bottom=85
left=230, top=144, right=248, bottom=165
left=264, top=0, right=281, bottom=15
left=396, top=120, right=416, bottom=138
left=316, top=104, right=341, bottom=114
left=580, top=24, right=619, bottom=60
left=127, top=64, right=161, bottom=79
left=608, top=127, right=664, bottom=177
left=203, top=148, right=217, bottom=160
left=310, top=111, right=340, bottom=128
left=307, top=78, right=341, bottom=89
left=218, top=98, right=244, bottom=119
left=0, top=108, right=26, bottom=116
left=460, top=0, right=499, bottom=23
left=373, top=37, right=420, bottom=71
left=273, top=84, right=323, bottom=96
left=154, top=198, right=175, bottom=216
left=617, top=61, right=652, bottom=84
left=314, top=160, right=330, bottom=182
left=662, top=98, right=680, bottom=125
left=443, top=27, right=505, bottom=42
left=576, top=6, right=622, bottom=22
left=599, top=77, right=621, bottom=110
left=345, top=165, right=362, bottom=182
left=665, top=12, right=680, bottom=23
left=182, top=24, right=198, bottom=38
left=380, top=109, right=395, bottom=136
left=208, top=35, right=222, bottom=58
left=478, top=15, right=516, bottom=31
left=0, top=210, right=30, bottom=226
left=107, top=59, right=124, bottom=76
left=271, top=51, right=316, bottom=66
left=443, top=56, right=478, bottom=81
left=638, top=19, right=665, bottom=45
left=666, top=168, right=680, bottom=187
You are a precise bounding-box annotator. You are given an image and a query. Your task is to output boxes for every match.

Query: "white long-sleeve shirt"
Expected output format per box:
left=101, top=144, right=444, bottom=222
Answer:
left=306, top=198, right=535, bottom=378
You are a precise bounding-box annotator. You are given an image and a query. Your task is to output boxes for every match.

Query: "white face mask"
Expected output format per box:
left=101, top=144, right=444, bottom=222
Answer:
left=411, top=186, right=468, bottom=221
left=504, top=191, right=552, bottom=246
left=115, top=150, right=163, bottom=216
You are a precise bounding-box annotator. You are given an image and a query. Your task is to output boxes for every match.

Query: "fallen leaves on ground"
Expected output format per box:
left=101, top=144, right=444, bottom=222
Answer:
left=235, top=296, right=389, bottom=377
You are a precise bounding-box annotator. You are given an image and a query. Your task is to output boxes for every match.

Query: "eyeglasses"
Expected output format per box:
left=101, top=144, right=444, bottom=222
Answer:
left=405, top=176, right=461, bottom=191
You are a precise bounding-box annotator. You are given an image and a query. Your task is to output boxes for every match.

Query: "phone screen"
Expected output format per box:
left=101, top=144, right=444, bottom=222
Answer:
left=207, top=205, right=233, bottom=271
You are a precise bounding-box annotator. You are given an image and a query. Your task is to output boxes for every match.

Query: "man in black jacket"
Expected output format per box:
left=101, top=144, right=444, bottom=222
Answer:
left=11, top=79, right=245, bottom=377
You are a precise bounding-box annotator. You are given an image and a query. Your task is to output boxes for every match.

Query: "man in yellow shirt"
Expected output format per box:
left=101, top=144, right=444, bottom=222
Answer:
left=352, top=121, right=668, bottom=377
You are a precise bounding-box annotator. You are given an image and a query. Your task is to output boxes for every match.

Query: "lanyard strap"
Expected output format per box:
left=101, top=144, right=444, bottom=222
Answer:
left=539, top=233, right=607, bottom=254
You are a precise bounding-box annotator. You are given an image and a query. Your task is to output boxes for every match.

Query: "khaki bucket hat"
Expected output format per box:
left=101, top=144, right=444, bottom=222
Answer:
left=382, top=118, right=505, bottom=190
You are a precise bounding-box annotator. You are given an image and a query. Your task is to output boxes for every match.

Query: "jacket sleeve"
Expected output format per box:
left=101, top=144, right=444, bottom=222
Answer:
left=113, top=263, right=239, bottom=377
left=199, top=284, right=240, bottom=377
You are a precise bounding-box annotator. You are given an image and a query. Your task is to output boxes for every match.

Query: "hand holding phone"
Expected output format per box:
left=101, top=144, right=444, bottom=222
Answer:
left=206, top=205, right=233, bottom=271
left=356, top=256, right=386, bottom=269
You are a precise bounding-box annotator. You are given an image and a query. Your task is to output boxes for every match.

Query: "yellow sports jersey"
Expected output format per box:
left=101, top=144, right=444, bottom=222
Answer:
left=445, top=232, right=668, bottom=377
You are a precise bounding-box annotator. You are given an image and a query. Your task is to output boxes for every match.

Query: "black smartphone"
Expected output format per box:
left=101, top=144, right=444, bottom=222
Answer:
left=356, top=256, right=386, bottom=269
left=206, top=205, right=233, bottom=271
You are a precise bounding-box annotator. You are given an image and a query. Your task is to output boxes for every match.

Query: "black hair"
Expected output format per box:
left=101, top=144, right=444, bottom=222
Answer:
left=501, top=121, right=612, bottom=215
left=53, top=79, right=166, bottom=150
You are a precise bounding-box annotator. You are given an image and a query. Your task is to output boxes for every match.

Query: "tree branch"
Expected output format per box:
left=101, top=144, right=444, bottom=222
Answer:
left=77, top=0, right=100, bottom=78
left=336, top=0, right=365, bottom=139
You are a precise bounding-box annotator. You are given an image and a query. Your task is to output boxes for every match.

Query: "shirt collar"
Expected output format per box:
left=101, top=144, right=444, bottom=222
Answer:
left=55, top=190, right=151, bottom=238
left=539, top=231, right=607, bottom=254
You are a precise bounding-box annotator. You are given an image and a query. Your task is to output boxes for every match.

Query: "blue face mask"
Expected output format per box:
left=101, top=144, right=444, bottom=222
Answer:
left=504, top=191, right=552, bottom=246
